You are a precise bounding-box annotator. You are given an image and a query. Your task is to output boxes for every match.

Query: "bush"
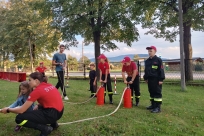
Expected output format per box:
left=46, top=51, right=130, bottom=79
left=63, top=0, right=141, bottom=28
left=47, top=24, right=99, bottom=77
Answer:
left=195, top=64, right=203, bottom=71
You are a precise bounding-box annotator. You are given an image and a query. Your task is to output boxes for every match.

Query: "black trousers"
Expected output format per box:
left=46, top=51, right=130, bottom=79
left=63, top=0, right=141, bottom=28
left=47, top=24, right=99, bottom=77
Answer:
left=147, top=77, right=162, bottom=104
left=15, top=107, right=64, bottom=129
left=56, top=71, right=67, bottom=96
left=90, top=79, right=96, bottom=94
left=101, top=74, right=113, bottom=95
left=127, top=75, right=140, bottom=100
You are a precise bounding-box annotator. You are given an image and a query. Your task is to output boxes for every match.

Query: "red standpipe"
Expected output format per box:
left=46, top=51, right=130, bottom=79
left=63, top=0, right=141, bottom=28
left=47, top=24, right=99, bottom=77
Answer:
left=96, top=86, right=105, bottom=105
left=123, top=87, right=132, bottom=108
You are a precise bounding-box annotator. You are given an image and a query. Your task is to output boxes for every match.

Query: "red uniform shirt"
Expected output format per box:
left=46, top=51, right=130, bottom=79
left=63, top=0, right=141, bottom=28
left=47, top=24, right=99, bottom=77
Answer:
left=98, top=62, right=110, bottom=74
left=35, top=66, right=47, bottom=73
left=122, top=61, right=138, bottom=77
left=27, top=82, right=63, bottom=112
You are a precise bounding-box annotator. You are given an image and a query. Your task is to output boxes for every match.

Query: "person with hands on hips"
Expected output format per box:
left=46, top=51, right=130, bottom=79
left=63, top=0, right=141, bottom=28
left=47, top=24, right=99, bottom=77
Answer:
left=0, top=72, right=64, bottom=136
left=52, top=44, right=68, bottom=100
left=143, top=46, right=165, bottom=113
left=98, top=54, right=113, bottom=104
left=122, top=56, right=140, bottom=106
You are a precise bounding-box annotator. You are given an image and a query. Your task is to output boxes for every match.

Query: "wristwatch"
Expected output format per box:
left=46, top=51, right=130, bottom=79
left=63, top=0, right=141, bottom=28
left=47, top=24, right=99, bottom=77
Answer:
left=7, top=108, right=10, bottom=113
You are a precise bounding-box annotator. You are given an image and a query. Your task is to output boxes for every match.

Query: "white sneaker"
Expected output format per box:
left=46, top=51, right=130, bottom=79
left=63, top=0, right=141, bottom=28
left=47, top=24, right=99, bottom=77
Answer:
left=64, top=96, right=69, bottom=100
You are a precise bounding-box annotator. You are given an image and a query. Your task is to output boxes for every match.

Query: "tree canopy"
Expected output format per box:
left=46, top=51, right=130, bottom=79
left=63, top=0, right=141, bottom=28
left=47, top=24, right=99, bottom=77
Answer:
left=0, top=0, right=61, bottom=69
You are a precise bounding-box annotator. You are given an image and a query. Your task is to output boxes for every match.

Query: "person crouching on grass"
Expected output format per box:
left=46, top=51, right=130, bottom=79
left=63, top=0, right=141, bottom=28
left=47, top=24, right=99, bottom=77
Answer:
left=8, top=81, right=35, bottom=132
left=121, top=56, right=140, bottom=106
left=143, top=46, right=165, bottom=113
left=0, top=72, right=64, bottom=136
left=98, top=54, right=113, bottom=104
left=89, top=63, right=97, bottom=97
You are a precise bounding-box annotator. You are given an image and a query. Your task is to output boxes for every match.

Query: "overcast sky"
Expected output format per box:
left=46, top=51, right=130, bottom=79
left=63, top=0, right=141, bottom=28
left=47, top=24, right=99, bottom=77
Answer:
left=63, top=25, right=204, bottom=60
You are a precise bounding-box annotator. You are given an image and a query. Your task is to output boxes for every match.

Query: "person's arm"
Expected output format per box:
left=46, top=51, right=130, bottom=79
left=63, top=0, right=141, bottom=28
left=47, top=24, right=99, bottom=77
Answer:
left=99, top=70, right=102, bottom=82
left=143, top=61, right=148, bottom=82
left=1, top=101, right=34, bottom=114
left=35, top=67, right=39, bottom=72
left=158, top=58, right=165, bottom=84
left=52, top=54, right=60, bottom=66
left=9, top=100, right=19, bottom=108
left=44, top=67, right=47, bottom=72
left=122, top=65, right=127, bottom=83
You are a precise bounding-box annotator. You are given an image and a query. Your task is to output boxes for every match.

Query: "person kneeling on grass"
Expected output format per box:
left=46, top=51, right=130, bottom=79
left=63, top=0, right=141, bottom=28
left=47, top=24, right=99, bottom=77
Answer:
left=0, top=72, right=64, bottom=136
left=9, top=81, right=35, bottom=132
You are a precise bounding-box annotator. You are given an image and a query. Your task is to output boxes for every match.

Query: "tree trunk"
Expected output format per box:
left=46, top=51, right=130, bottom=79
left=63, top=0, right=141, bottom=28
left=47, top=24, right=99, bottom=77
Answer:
left=183, top=1, right=193, bottom=81
left=93, top=31, right=101, bottom=81
left=183, top=24, right=193, bottom=81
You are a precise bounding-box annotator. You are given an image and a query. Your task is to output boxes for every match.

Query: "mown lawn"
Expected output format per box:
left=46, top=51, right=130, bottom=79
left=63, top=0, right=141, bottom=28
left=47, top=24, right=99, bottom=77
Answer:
left=0, top=78, right=204, bottom=136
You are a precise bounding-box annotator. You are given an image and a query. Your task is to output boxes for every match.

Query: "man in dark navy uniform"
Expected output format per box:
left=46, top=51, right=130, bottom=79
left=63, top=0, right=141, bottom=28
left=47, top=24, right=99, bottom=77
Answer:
left=144, top=46, right=165, bottom=113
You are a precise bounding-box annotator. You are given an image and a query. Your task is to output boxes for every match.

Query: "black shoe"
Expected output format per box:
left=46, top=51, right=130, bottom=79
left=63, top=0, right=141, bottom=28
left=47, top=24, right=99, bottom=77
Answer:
left=146, top=105, right=154, bottom=110
left=50, top=123, right=59, bottom=130
left=151, top=107, right=161, bottom=113
left=39, top=126, right=53, bottom=136
left=109, top=101, right=113, bottom=104
left=90, top=94, right=94, bottom=98
left=135, top=102, right=139, bottom=106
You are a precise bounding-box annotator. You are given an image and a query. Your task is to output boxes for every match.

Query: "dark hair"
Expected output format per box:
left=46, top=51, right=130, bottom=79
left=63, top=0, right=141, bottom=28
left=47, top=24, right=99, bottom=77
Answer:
left=29, top=72, right=44, bottom=82
left=59, top=44, right=65, bottom=48
left=18, top=81, right=32, bottom=98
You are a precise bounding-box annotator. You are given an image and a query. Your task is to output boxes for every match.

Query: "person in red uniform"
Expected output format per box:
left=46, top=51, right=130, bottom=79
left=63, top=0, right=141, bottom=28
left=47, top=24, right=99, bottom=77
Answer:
left=0, top=72, right=64, bottom=136
left=35, top=62, right=48, bottom=83
left=98, top=54, right=113, bottom=104
left=35, top=62, right=47, bottom=76
left=122, top=56, right=140, bottom=106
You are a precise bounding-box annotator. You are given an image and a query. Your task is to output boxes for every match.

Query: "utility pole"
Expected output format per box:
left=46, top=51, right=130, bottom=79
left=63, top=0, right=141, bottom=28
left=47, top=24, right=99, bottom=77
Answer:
left=29, top=36, right=33, bottom=73
left=82, top=41, right=85, bottom=78
left=82, top=41, right=84, bottom=63
left=178, top=0, right=186, bottom=90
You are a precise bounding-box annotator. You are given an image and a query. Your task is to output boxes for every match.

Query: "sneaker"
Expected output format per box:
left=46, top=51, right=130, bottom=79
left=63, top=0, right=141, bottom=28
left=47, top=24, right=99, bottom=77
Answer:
left=64, top=96, right=69, bottom=100
left=14, top=125, right=22, bottom=132
left=39, top=126, right=53, bottom=136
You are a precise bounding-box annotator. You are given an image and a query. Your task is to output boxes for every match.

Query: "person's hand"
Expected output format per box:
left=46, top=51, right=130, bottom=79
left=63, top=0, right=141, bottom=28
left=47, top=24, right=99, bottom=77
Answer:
left=100, top=80, right=103, bottom=83
left=33, top=105, right=38, bottom=110
left=129, top=81, right=133, bottom=84
left=1, top=107, right=9, bottom=114
left=159, top=81, right=163, bottom=85
left=63, top=67, right=65, bottom=70
left=124, top=81, right=128, bottom=84
left=93, top=82, right=96, bottom=86
left=145, top=80, right=148, bottom=83
left=103, top=80, right=107, bottom=83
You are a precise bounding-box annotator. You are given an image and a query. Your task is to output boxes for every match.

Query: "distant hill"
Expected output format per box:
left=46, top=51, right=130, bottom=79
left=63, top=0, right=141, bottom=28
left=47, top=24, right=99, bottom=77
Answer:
left=89, top=54, right=149, bottom=62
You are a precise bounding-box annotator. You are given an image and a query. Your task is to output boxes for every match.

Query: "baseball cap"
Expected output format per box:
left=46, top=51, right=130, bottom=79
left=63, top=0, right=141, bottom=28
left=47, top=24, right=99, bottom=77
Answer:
left=122, top=56, right=131, bottom=63
left=146, top=46, right=157, bottom=52
left=97, top=54, right=107, bottom=59
left=40, top=62, right=44, bottom=64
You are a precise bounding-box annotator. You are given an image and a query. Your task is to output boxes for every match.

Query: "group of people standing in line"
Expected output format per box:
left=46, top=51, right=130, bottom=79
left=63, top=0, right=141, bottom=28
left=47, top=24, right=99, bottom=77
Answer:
left=0, top=44, right=165, bottom=136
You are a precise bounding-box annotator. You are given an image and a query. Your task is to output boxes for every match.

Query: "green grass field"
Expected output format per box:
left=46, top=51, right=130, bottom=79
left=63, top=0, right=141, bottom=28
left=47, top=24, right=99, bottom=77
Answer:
left=0, top=79, right=204, bottom=136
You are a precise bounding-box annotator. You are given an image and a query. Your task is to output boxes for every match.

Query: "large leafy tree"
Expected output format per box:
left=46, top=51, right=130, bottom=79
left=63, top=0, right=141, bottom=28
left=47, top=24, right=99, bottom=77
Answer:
left=67, top=55, right=78, bottom=71
left=45, top=0, right=140, bottom=78
left=131, top=0, right=204, bottom=81
left=0, top=0, right=61, bottom=70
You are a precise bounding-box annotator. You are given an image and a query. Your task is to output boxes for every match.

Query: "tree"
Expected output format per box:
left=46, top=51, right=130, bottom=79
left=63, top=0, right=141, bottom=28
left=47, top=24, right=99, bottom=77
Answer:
left=45, top=0, right=140, bottom=79
left=131, top=0, right=204, bottom=81
left=0, top=0, right=61, bottom=70
left=79, top=56, right=91, bottom=68
left=67, top=55, right=78, bottom=71
left=133, top=54, right=139, bottom=61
